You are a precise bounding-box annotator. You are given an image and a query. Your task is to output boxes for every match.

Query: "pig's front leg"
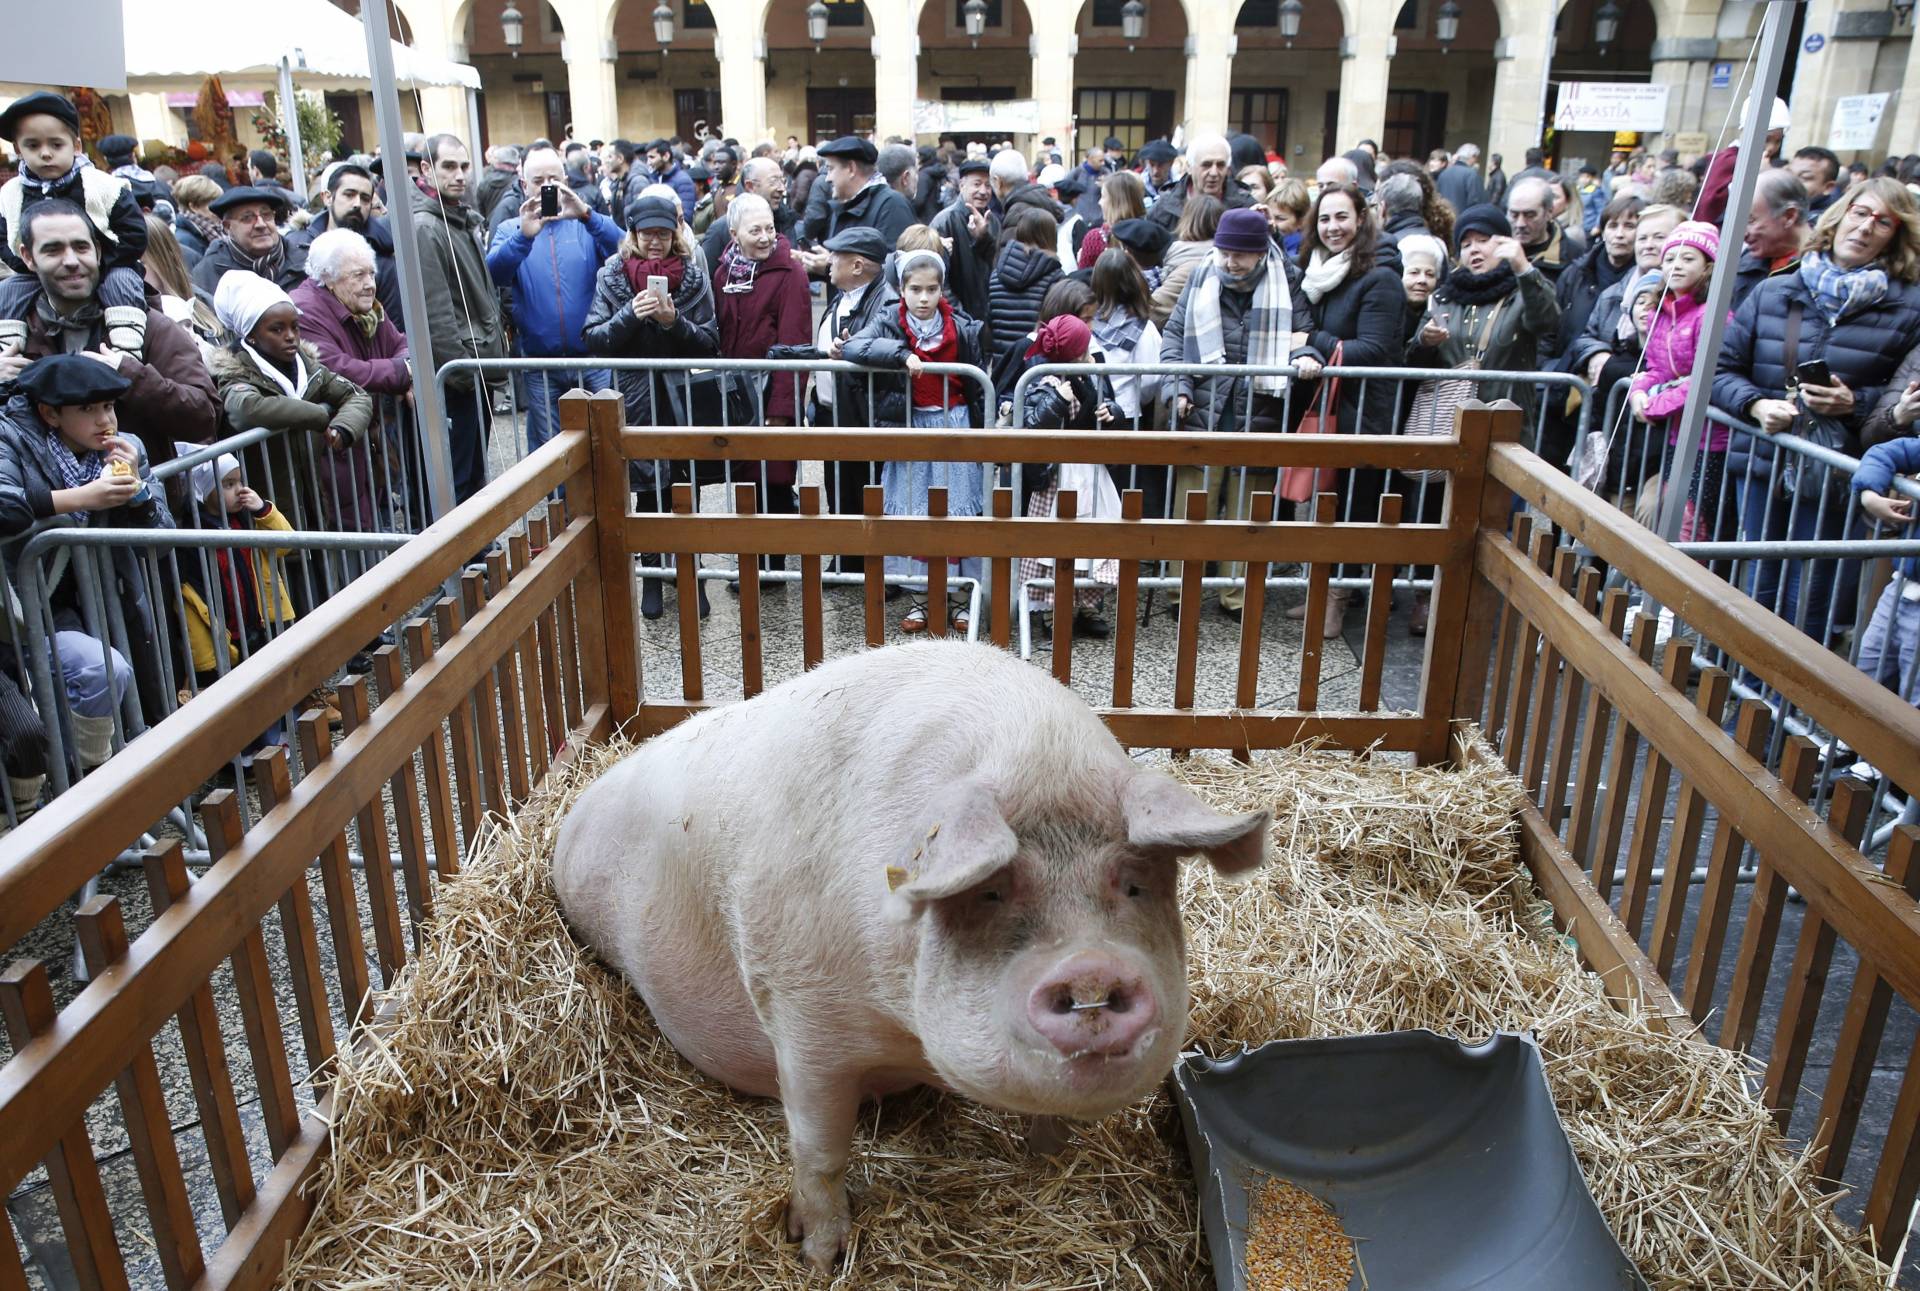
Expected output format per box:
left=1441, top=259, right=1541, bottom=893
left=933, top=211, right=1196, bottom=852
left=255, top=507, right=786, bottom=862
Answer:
left=776, top=1058, right=862, bottom=1271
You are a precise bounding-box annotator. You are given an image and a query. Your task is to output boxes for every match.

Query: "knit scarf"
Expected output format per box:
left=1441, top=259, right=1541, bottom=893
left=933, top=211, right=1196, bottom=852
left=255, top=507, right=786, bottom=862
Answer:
left=1799, top=251, right=1889, bottom=324
left=350, top=300, right=386, bottom=341
left=1184, top=247, right=1292, bottom=396
left=19, top=158, right=83, bottom=200
left=1436, top=262, right=1518, bottom=306
left=216, top=234, right=288, bottom=285
left=1300, top=248, right=1353, bottom=305
left=1092, top=304, right=1147, bottom=358
left=43, top=425, right=103, bottom=492
left=623, top=254, right=687, bottom=297
left=902, top=297, right=963, bottom=408
left=180, top=208, right=225, bottom=248
left=716, top=241, right=763, bottom=294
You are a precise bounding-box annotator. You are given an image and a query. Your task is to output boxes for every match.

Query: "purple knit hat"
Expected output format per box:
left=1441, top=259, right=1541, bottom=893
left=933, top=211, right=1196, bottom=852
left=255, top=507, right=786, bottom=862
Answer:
left=1661, top=219, right=1720, bottom=263
left=1214, top=207, right=1272, bottom=253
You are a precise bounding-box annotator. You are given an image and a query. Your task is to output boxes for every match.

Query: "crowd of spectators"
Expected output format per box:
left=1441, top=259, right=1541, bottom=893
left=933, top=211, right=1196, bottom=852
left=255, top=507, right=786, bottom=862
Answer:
left=3, top=80, right=1920, bottom=822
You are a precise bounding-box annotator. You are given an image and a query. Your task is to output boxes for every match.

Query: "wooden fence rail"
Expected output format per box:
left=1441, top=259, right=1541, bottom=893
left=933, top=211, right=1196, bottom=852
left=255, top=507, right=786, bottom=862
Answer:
left=1, top=391, right=1917, bottom=1283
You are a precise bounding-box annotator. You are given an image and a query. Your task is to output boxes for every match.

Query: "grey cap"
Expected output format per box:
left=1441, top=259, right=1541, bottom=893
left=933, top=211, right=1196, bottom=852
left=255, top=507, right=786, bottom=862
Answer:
left=823, top=226, right=890, bottom=262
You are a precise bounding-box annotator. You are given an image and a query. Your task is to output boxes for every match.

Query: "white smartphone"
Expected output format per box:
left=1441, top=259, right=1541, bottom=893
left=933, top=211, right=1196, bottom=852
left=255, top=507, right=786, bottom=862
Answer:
left=647, top=274, right=669, bottom=303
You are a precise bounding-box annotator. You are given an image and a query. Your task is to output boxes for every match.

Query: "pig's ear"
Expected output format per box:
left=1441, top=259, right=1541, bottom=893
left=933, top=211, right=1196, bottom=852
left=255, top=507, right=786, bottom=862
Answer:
left=884, top=778, right=1020, bottom=922
left=1122, top=773, right=1271, bottom=876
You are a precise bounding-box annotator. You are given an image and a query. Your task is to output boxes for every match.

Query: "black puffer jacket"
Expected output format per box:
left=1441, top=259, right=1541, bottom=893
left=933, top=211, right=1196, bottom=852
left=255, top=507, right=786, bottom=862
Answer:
left=581, top=253, right=720, bottom=491
left=987, top=242, right=1063, bottom=361
left=838, top=304, right=990, bottom=429
left=1298, top=262, right=1410, bottom=436
left=1711, top=263, right=1920, bottom=464
left=1551, top=243, right=1632, bottom=366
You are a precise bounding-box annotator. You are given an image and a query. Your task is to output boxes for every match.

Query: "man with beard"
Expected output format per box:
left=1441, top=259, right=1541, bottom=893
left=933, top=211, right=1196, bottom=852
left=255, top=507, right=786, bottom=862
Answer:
left=1146, top=133, right=1251, bottom=233
left=1136, top=138, right=1177, bottom=205
left=700, top=156, right=794, bottom=267
left=0, top=202, right=217, bottom=470
left=287, top=164, right=404, bottom=323
left=645, top=139, right=698, bottom=220
left=931, top=157, right=999, bottom=336
left=412, top=133, right=503, bottom=505
left=189, top=185, right=306, bottom=297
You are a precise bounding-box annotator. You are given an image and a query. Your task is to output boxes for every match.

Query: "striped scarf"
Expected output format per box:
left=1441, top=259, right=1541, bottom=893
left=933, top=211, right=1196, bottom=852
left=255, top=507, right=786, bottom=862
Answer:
left=43, top=426, right=103, bottom=492
left=1182, top=247, right=1292, bottom=397
left=1092, top=305, right=1147, bottom=358
left=1798, top=251, right=1889, bottom=325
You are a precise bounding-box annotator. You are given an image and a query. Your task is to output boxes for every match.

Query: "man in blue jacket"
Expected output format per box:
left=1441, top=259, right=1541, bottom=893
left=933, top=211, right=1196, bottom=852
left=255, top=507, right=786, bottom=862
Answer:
left=486, top=145, right=624, bottom=452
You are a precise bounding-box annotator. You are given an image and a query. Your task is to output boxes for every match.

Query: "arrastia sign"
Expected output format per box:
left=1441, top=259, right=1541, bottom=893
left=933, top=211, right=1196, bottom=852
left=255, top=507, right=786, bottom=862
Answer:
left=1552, top=82, right=1671, bottom=133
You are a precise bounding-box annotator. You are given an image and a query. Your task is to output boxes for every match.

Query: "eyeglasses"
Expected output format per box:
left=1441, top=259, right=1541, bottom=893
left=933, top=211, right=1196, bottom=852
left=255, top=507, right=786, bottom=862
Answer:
left=226, top=209, right=277, bottom=226
left=1845, top=204, right=1898, bottom=234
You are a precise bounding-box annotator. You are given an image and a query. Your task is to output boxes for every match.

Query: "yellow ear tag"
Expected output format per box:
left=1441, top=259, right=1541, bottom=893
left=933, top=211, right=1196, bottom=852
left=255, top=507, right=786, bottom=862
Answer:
left=885, top=866, right=910, bottom=892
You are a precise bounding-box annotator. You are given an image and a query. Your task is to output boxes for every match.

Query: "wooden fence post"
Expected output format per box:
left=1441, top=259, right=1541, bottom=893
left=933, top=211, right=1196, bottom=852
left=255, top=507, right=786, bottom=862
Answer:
left=578, top=389, right=639, bottom=729
left=1418, top=400, right=1521, bottom=764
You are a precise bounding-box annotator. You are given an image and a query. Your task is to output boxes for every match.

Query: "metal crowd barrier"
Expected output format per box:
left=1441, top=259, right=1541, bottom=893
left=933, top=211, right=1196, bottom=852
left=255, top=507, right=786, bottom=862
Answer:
left=1000, top=361, right=1593, bottom=647
left=1558, top=398, right=1920, bottom=858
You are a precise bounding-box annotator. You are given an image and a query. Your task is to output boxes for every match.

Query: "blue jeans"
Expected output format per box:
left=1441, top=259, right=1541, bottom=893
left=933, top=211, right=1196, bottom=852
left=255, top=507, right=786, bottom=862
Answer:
left=55, top=630, right=132, bottom=718
left=520, top=365, right=612, bottom=455
left=1857, top=580, right=1920, bottom=707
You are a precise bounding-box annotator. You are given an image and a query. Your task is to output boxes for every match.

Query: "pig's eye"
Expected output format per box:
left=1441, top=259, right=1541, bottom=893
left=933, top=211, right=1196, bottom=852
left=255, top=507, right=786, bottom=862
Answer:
left=1126, top=883, right=1144, bottom=898
left=980, top=889, right=1002, bottom=904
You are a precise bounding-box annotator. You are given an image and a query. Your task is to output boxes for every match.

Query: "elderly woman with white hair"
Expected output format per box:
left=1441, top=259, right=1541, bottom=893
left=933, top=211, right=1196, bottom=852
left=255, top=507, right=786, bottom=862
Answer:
left=289, top=227, right=411, bottom=403
left=713, top=191, right=813, bottom=576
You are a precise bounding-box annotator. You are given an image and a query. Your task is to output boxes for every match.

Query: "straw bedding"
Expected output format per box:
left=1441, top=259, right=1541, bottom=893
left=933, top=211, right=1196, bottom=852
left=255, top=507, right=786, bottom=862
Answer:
left=280, top=738, right=1891, bottom=1290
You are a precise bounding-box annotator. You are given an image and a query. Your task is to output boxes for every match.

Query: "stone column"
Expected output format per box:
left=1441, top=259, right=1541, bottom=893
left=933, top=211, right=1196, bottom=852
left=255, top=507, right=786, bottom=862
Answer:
left=1334, top=28, right=1394, bottom=154
left=1181, top=28, right=1236, bottom=139
left=870, top=7, right=918, bottom=143
left=1790, top=0, right=1894, bottom=152
left=715, top=27, right=769, bottom=145
left=562, top=37, right=619, bottom=141
left=1648, top=39, right=1718, bottom=146
left=1486, top=0, right=1551, bottom=173
left=1888, top=21, right=1920, bottom=154
left=1030, top=11, right=1078, bottom=153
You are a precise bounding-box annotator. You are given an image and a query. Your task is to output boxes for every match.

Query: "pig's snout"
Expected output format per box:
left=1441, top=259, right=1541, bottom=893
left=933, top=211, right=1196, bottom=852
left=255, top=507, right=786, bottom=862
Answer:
left=1025, top=953, right=1158, bottom=1058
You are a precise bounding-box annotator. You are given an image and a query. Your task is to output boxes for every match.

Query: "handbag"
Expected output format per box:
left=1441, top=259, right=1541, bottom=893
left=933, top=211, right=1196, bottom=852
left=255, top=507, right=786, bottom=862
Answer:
left=1404, top=297, right=1511, bottom=483
left=1776, top=300, right=1855, bottom=502
left=1281, top=343, right=1343, bottom=503
left=660, top=367, right=767, bottom=487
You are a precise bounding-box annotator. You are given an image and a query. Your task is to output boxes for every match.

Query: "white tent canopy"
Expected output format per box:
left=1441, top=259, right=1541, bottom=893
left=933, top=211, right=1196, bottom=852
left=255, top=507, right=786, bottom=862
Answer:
left=123, top=0, right=480, bottom=90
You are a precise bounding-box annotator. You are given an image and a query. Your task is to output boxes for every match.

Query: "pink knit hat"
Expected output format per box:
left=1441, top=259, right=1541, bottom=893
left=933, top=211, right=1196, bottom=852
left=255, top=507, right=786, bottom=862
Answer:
left=1661, top=219, right=1720, bottom=263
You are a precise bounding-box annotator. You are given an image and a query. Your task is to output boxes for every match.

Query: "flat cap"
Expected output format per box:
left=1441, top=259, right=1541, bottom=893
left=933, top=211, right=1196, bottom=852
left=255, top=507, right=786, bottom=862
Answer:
left=210, top=185, right=291, bottom=219
left=0, top=92, right=80, bottom=143
left=817, top=136, right=878, bottom=165
left=955, top=158, right=991, bottom=177
left=17, top=353, right=133, bottom=408
left=99, top=133, right=139, bottom=161
left=624, top=194, right=680, bottom=232
left=822, top=225, right=889, bottom=261
left=1136, top=139, right=1178, bottom=164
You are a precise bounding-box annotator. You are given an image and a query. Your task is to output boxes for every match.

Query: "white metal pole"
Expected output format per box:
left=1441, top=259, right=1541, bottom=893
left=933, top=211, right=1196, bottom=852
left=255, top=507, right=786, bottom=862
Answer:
left=360, top=1, right=458, bottom=522
left=1651, top=0, right=1794, bottom=550
left=277, top=57, right=309, bottom=202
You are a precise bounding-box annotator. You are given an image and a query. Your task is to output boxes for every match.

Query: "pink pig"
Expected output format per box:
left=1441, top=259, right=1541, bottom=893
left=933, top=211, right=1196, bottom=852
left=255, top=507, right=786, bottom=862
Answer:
left=552, top=640, right=1269, bottom=1270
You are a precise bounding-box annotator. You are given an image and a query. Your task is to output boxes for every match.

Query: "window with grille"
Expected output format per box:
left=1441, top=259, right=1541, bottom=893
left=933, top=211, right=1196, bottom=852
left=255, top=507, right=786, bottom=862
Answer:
left=1075, top=87, right=1152, bottom=155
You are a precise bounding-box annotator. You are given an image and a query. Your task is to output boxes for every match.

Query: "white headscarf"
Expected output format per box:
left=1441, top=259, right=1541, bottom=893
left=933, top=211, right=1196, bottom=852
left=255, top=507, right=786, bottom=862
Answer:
left=212, top=270, right=297, bottom=344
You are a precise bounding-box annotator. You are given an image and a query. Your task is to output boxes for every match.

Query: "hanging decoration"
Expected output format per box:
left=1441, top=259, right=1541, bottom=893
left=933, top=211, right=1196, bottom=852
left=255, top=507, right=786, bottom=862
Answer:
left=195, top=75, right=238, bottom=166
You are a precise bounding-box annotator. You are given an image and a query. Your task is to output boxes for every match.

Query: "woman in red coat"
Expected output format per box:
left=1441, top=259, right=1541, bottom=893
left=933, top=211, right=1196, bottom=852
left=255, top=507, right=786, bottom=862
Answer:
left=714, top=192, right=813, bottom=570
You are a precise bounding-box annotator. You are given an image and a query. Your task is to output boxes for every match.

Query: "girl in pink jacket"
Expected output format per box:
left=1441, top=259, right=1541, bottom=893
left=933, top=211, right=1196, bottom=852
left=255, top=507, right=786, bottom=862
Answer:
left=1630, top=219, right=1722, bottom=539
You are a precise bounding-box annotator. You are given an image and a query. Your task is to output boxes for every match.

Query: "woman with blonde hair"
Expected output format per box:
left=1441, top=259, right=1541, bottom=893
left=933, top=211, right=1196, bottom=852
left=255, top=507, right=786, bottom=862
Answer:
left=140, top=214, right=220, bottom=351
left=1076, top=169, right=1147, bottom=269
left=170, top=173, right=224, bottom=265
left=1714, top=175, right=1920, bottom=642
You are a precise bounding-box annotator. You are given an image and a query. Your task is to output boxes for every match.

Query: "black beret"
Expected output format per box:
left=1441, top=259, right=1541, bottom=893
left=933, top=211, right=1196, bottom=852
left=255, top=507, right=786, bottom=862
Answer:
left=1110, top=217, right=1172, bottom=264
left=955, top=158, right=991, bottom=178
left=17, top=353, right=133, bottom=408
left=822, top=225, right=889, bottom=261
left=817, top=136, right=878, bottom=165
left=210, top=185, right=291, bottom=219
left=1136, top=139, right=1178, bottom=164
left=1053, top=172, right=1089, bottom=200
left=688, top=164, right=712, bottom=182
left=624, top=194, right=680, bottom=231
left=99, top=133, right=139, bottom=162
left=0, top=92, right=81, bottom=144
left=367, top=151, right=423, bottom=177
